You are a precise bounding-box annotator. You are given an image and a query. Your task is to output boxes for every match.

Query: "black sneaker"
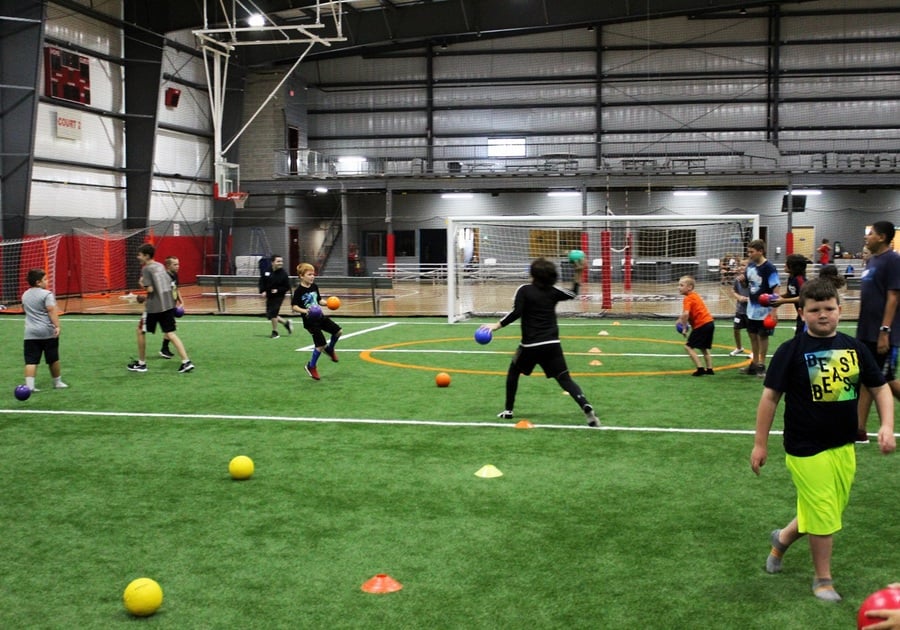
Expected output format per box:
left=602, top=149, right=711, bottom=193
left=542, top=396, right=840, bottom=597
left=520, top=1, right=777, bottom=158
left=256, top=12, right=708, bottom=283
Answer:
left=127, top=360, right=147, bottom=373
left=283, top=319, right=293, bottom=335
left=692, top=367, right=706, bottom=376
left=178, top=360, right=195, bottom=373
left=324, top=347, right=338, bottom=362
left=584, top=405, right=600, bottom=427
left=271, top=331, right=280, bottom=339
left=705, top=368, right=714, bottom=375
left=756, top=363, right=766, bottom=378
left=497, top=410, right=514, bottom=420
left=856, top=429, right=869, bottom=443
left=159, top=349, right=174, bottom=359
left=739, top=363, right=758, bottom=375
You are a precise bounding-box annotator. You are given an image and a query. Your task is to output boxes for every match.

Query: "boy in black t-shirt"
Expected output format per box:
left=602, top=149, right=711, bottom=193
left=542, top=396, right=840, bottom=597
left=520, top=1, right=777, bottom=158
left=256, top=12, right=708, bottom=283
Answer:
left=750, top=278, right=895, bottom=602
left=291, top=262, right=341, bottom=380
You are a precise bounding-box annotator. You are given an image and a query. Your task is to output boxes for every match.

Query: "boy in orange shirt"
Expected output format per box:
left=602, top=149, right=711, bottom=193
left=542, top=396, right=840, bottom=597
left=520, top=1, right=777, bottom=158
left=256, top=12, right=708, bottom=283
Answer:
left=676, top=275, right=716, bottom=376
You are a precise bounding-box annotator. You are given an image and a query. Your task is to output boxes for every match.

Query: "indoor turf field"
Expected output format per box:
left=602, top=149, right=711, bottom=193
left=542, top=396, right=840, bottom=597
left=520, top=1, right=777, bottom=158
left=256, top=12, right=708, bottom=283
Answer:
left=1, top=315, right=896, bottom=628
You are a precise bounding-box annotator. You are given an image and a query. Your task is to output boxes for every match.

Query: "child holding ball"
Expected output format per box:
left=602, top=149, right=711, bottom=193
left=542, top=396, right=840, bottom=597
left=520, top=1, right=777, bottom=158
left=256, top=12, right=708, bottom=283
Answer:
left=291, top=263, right=342, bottom=381
left=480, top=257, right=599, bottom=427
left=675, top=275, right=715, bottom=376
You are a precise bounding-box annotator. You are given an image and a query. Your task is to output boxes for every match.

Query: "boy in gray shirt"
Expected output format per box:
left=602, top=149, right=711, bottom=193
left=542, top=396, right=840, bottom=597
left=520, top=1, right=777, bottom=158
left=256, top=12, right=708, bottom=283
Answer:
left=22, top=268, right=67, bottom=392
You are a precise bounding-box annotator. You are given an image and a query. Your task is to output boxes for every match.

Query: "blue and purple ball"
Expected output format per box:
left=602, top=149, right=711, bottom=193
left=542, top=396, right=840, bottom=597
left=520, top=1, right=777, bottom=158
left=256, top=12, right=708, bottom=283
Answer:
left=676, top=322, right=686, bottom=334
left=474, top=327, right=493, bottom=345
left=308, top=304, right=323, bottom=319
left=174, top=305, right=184, bottom=318
left=14, top=385, right=31, bottom=401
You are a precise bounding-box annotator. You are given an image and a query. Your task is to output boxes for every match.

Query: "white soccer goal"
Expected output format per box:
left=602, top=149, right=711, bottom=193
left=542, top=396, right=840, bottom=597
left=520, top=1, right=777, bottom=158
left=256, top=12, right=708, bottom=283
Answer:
left=0, top=235, right=63, bottom=309
left=446, top=214, right=759, bottom=322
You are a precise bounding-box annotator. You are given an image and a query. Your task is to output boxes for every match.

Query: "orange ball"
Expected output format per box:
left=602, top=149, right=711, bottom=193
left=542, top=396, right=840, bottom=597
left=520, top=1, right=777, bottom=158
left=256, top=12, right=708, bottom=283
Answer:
left=435, top=372, right=451, bottom=387
left=326, top=296, right=341, bottom=310
left=763, top=314, right=777, bottom=329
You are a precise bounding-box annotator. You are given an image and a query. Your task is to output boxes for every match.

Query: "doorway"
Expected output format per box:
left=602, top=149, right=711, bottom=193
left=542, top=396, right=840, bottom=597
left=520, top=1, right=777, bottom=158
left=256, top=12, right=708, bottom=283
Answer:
left=287, top=127, right=300, bottom=175
left=792, top=226, right=815, bottom=259
left=419, top=229, right=447, bottom=265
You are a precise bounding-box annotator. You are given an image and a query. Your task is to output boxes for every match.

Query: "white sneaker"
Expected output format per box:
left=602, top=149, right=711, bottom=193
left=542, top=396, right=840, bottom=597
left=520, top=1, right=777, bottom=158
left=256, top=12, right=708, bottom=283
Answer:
left=728, top=348, right=746, bottom=356
left=54, top=381, right=69, bottom=389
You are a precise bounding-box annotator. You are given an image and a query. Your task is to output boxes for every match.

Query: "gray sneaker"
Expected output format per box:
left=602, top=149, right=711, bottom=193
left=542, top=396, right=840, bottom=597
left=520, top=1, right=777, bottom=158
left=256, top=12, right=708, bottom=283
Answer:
left=584, top=405, right=600, bottom=427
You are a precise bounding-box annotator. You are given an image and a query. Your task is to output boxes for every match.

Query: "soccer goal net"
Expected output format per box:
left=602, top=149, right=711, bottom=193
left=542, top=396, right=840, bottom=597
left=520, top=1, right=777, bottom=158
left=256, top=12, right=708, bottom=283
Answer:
left=446, top=214, right=759, bottom=322
left=0, top=235, right=63, bottom=309
left=74, top=227, right=152, bottom=296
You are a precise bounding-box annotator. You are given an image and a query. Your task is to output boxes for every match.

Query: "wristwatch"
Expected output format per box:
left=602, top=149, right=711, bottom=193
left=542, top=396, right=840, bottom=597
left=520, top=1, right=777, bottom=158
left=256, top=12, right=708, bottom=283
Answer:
left=879, top=326, right=891, bottom=333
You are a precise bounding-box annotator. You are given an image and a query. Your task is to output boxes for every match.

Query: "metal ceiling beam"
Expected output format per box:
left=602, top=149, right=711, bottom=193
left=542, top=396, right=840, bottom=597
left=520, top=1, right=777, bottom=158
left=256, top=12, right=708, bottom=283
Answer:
left=158, top=1, right=798, bottom=67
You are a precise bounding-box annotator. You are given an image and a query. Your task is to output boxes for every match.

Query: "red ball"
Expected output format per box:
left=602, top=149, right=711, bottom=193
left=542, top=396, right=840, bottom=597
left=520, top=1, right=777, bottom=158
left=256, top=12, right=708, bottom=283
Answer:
left=758, top=293, right=771, bottom=306
left=763, top=314, right=777, bottom=329
left=858, top=587, right=900, bottom=629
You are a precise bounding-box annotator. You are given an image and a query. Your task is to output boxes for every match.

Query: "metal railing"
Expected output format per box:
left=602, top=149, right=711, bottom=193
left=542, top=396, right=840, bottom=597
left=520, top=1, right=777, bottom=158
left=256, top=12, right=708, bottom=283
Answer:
left=273, top=139, right=900, bottom=179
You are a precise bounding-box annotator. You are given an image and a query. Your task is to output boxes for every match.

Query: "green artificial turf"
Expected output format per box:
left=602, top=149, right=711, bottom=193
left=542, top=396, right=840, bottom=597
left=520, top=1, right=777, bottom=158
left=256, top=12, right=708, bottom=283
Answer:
left=0, top=315, right=896, bottom=628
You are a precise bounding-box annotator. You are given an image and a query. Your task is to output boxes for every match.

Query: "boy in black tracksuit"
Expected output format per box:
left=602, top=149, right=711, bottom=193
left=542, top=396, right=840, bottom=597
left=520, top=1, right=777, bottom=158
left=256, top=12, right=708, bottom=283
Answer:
left=259, top=254, right=293, bottom=339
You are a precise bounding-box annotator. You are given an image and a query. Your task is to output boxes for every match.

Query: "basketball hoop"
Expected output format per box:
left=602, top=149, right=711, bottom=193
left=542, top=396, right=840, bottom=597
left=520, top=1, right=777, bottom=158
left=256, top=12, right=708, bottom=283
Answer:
left=228, top=191, right=249, bottom=209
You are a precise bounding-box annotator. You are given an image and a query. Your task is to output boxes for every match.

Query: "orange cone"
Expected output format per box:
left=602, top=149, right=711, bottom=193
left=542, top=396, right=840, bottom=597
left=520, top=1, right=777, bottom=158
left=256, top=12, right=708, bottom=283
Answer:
left=514, top=420, right=534, bottom=429
left=361, top=574, right=403, bottom=594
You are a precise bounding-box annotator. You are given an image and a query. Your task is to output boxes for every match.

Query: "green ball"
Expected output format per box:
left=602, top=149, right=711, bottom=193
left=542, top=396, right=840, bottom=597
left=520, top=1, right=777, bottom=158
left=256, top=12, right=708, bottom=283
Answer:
left=568, top=249, right=585, bottom=263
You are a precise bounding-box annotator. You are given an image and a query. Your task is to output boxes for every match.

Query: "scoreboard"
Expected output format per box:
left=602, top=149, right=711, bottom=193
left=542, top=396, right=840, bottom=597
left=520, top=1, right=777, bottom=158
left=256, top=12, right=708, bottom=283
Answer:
left=44, top=46, right=91, bottom=105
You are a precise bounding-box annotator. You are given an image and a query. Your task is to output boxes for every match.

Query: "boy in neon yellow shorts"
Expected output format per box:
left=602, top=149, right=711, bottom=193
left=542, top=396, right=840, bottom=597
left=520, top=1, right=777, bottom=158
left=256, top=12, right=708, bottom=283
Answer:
left=750, top=278, right=895, bottom=601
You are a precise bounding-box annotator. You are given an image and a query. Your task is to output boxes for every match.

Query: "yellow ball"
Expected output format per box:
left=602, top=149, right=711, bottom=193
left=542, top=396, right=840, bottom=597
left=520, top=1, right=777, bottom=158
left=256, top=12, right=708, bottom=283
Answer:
left=123, top=577, right=163, bottom=617
left=229, top=455, right=254, bottom=480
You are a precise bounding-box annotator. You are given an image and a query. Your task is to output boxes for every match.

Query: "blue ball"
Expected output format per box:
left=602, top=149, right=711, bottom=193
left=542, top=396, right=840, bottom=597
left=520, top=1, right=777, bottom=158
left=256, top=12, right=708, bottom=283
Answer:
left=14, top=385, right=31, bottom=401
left=676, top=322, right=685, bottom=334
left=174, top=305, right=184, bottom=318
left=474, top=327, right=492, bottom=345
left=308, top=304, right=323, bottom=319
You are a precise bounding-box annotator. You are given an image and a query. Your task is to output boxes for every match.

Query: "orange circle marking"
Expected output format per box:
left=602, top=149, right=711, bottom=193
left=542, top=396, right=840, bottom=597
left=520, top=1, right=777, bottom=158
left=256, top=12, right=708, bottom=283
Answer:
left=359, top=335, right=752, bottom=377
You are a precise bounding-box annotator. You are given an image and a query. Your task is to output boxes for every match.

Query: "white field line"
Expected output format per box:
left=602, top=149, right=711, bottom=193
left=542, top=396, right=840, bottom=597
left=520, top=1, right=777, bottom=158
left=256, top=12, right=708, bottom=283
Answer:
left=0, top=407, right=776, bottom=435
left=294, top=321, right=397, bottom=351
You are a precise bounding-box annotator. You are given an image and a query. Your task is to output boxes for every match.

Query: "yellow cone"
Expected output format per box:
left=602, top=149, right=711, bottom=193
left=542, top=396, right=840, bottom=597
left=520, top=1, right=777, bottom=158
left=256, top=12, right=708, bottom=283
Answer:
left=589, top=347, right=602, bottom=353
left=598, top=330, right=609, bottom=336
left=475, top=464, right=503, bottom=478
left=514, top=420, right=534, bottom=429
left=589, top=360, right=603, bottom=366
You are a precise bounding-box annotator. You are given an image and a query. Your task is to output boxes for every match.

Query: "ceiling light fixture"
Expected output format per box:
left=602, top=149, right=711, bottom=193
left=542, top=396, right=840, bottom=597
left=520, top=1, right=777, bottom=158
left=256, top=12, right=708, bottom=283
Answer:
left=441, top=193, right=473, bottom=199
left=785, top=189, right=822, bottom=195
left=547, top=191, right=580, bottom=197
left=247, top=14, right=265, bottom=27
left=672, top=190, right=707, bottom=196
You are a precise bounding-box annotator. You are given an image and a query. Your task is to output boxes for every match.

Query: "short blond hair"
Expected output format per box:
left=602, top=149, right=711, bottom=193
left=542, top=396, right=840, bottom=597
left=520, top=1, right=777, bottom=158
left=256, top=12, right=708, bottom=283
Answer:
left=296, top=262, right=315, bottom=276
left=679, top=275, right=695, bottom=288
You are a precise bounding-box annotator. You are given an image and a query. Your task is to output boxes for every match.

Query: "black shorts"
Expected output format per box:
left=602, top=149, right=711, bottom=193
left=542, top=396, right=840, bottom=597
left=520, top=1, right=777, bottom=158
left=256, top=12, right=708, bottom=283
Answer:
left=141, top=310, right=177, bottom=335
left=265, top=294, right=286, bottom=319
left=746, top=318, right=774, bottom=337
left=511, top=342, right=568, bottom=379
left=24, top=337, right=60, bottom=365
left=732, top=313, right=748, bottom=330
left=686, top=321, right=715, bottom=350
left=303, top=315, right=341, bottom=348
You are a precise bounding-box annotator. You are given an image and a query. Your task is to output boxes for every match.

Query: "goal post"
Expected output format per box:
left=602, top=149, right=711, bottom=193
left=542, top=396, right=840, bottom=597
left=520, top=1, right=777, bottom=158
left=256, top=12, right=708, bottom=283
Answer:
left=446, top=214, right=759, bottom=323
left=0, top=235, right=63, bottom=308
